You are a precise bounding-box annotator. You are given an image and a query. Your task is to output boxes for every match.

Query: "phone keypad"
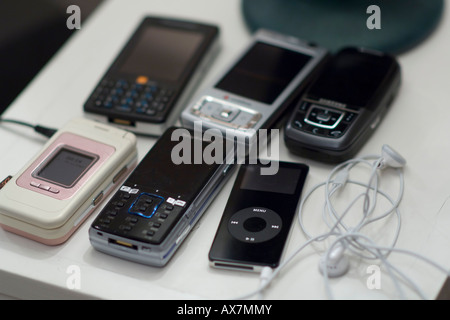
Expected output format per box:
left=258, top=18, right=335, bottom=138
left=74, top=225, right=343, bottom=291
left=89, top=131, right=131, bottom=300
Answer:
left=93, top=188, right=186, bottom=245
left=305, top=106, right=345, bottom=129
left=90, top=77, right=175, bottom=120
left=192, top=97, right=262, bottom=129
left=129, top=193, right=164, bottom=218
left=292, top=102, right=358, bottom=138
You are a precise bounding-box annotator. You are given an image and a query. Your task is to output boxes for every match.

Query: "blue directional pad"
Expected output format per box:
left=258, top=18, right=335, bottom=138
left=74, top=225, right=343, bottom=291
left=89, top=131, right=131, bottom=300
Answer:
left=128, top=193, right=164, bottom=218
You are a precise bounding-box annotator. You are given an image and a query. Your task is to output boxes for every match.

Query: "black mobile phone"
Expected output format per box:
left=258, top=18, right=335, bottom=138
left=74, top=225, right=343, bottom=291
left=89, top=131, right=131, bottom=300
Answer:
left=89, top=127, right=235, bottom=267
left=284, top=47, right=401, bottom=163
left=209, top=161, right=309, bottom=272
left=83, top=16, right=219, bottom=136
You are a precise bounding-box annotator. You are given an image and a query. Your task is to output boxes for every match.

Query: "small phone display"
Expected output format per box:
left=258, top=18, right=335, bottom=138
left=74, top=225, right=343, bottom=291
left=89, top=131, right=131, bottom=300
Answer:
left=33, top=147, right=98, bottom=188
left=306, top=48, right=397, bottom=109
left=117, top=27, right=205, bottom=82
left=209, top=161, right=309, bottom=272
left=284, top=47, right=401, bottom=162
left=84, top=16, right=219, bottom=136
left=240, top=164, right=302, bottom=195
left=215, top=42, right=312, bottom=104
left=127, top=134, right=222, bottom=203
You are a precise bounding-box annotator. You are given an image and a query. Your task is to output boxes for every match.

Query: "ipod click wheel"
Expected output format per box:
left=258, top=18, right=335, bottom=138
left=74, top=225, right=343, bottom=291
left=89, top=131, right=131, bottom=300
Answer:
left=228, top=207, right=282, bottom=244
left=209, top=161, right=309, bottom=272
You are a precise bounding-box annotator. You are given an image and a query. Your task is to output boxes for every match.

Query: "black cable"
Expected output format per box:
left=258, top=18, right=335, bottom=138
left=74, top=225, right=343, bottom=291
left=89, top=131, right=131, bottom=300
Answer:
left=0, top=117, right=57, bottom=138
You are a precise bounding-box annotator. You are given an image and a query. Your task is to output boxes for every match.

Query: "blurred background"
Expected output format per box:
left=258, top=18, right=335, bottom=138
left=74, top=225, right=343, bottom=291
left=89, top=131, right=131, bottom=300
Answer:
left=1, top=0, right=444, bottom=116
left=0, top=0, right=103, bottom=114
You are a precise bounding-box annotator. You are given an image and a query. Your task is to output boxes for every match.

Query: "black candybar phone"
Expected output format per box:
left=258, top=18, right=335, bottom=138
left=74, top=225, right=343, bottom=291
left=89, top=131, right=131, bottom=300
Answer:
left=84, top=16, right=219, bottom=136
left=89, top=127, right=235, bottom=267
left=209, top=161, right=309, bottom=272
left=284, top=47, right=401, bottom=162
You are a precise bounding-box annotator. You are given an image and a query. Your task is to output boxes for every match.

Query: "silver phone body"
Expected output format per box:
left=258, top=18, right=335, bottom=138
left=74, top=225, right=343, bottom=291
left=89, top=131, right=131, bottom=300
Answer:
left=181, top=29, right=329, bottom=146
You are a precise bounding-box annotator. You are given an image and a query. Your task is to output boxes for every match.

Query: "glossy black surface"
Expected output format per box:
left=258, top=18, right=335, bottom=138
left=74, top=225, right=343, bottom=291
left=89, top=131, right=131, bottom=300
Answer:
left=92, top=127, right=230, bottom=245
left=209, top=161, right=308, bottom=269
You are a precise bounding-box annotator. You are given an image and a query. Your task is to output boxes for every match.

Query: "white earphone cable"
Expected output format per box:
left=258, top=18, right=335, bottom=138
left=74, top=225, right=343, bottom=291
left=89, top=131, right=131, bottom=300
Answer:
left=236, top=147, right=449, bottom=300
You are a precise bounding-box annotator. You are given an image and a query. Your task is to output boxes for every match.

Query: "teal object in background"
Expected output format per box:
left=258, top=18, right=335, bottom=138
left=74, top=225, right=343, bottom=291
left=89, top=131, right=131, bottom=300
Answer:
left=242, top=0, right=444, bottom=54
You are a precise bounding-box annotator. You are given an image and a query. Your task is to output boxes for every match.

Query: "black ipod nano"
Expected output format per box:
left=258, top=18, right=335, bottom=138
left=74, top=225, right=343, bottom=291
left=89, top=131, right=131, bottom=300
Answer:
left=209, top=161, right=309, bottom=272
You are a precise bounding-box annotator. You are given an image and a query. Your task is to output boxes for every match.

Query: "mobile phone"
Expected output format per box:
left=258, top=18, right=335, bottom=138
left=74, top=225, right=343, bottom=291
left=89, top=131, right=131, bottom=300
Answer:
left=89, top=127, right=236, bottom=267
left=181, top=29, right=329, bottom=146
left=83, top=16, right=220, bottom=136
left=284, top=47, right=401, bottom=162
left=0, top=118, right=138, bottom=245
left=209, top=161, right=309, bottom=272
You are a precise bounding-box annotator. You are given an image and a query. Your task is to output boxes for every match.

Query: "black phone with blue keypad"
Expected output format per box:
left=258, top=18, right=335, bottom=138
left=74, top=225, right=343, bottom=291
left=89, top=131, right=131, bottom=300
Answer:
left=89, top=127, right=235, bottom=267
left=83, top=16, right=219, bottom=136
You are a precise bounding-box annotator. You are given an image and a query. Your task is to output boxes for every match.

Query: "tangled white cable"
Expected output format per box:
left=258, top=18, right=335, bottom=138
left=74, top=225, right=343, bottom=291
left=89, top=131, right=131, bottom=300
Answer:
left=237, top=145, right=450, bottom=300
left=299, top=145, right=406, bottom=282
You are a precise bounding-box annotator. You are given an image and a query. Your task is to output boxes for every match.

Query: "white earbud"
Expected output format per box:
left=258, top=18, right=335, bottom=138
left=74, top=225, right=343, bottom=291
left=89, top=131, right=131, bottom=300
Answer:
left=378, top=145, right=406, bottom=169
left=318, top=243, right=350, bottom=278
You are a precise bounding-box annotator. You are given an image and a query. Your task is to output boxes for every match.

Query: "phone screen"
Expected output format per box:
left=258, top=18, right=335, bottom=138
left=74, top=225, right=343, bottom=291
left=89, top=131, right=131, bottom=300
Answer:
left=129, top=128, right=227, bottom=202
left=215, top=42, right=312, bottom=104
left=119, top=26, right=205, bottom=82
left=240, top=164, right=302, bottom=195
left=308, top=49, right=394, bottom=108
left=34, top=147, right=98, bottom=187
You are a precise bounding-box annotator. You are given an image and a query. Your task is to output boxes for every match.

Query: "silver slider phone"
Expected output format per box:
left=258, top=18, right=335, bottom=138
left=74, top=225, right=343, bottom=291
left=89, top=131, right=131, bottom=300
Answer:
left=181, top=29, right=329, bottom=147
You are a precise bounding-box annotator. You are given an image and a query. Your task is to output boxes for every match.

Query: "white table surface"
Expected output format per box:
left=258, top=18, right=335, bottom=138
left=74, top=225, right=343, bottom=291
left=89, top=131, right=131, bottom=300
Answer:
left=1, top=0, right=450, bottom=300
